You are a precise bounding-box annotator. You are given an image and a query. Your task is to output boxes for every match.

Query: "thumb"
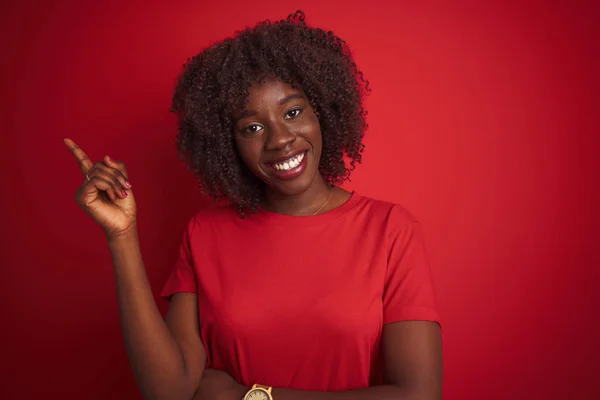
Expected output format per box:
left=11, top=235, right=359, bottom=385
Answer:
left=104, top=155, right=129, bottom=180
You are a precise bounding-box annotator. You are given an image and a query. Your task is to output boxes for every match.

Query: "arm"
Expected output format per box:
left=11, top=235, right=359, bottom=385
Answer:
left=63, top=139, right=205, bottom=400
left=275, top=320, right=442, bottom=400
left=195, top=320, right=442, bottom=400
left=110, top=229, right=205, bottom=400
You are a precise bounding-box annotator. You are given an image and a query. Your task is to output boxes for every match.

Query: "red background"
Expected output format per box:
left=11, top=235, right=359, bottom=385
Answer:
left=1, top=1, right=599, bottom=399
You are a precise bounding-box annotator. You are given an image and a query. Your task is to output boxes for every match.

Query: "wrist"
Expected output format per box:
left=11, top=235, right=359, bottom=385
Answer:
left=106, top=223, right=138, bottom=245
left=224, top=384, right=250, bottom=400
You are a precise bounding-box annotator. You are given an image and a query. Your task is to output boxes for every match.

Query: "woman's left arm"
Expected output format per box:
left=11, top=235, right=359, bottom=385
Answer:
left=195, top=320, right=442, bottom=400
left=273, top=320, right=442, bottom=400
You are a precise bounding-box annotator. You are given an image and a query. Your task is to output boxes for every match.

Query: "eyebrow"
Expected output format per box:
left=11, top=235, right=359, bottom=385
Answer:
left=235, top=93, right=305, bottom=121
left=279, top=93, right=304, bottom=105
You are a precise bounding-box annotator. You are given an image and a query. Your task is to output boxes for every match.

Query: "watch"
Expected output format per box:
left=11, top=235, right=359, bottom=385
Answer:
left=243, top=384, right=273, bottom=400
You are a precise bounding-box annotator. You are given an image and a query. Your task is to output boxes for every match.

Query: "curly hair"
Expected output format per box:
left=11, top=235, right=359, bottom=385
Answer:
left=171, top=10, right=370, bottom=213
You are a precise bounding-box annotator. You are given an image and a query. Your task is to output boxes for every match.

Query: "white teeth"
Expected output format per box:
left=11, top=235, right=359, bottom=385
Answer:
left=273, top=152, right=305, bottom=171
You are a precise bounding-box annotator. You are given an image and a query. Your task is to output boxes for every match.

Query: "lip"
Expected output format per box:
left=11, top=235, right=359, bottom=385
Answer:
left=265, top=150, right=308, bottom=181
left=266, top=149, right=309, bottom=165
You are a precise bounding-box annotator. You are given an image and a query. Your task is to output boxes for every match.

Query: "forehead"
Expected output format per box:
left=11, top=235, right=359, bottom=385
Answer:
left=246, top=79, right=302, bottom=105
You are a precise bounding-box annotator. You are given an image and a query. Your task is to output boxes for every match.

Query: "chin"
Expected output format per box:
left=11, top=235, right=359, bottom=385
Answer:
left=267, top=174, right=316, bottom=197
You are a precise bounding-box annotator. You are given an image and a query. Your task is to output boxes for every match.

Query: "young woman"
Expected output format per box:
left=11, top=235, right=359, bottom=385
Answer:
left=65, top=10, right=442, bottom=400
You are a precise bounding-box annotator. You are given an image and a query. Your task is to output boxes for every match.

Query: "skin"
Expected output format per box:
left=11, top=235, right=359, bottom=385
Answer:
left=234, top=78, right=351, bottom=215
left=64, top=79, right=442, bottom=400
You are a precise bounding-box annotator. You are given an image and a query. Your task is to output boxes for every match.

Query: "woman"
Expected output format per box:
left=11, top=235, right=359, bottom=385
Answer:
left=65, top=10, right=442, bottom=400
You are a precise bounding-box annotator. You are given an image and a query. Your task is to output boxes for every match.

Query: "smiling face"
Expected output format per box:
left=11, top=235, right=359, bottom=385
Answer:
left=233, top=79, right=323, bottom=198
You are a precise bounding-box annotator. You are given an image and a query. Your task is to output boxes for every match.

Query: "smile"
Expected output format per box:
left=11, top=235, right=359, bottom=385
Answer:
left=273, top=152, right=305, bottom=171
left=266, top=150, right=308, bottom=180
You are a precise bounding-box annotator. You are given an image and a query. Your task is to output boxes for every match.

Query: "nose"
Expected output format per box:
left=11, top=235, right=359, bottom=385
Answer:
left=264, top=121, right=296, bottom=151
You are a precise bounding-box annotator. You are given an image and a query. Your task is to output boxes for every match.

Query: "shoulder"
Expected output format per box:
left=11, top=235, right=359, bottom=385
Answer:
left=184, top=203, right=241, bottom=236
left=353, top=194, right=425, bottom=247
left=355, top=194, right=420, bottom=227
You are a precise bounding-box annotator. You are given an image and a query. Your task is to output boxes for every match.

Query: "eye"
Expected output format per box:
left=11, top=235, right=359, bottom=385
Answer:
left=285, top=108, right=303, bottom=120
left=242, top=124, right=263, bottom=135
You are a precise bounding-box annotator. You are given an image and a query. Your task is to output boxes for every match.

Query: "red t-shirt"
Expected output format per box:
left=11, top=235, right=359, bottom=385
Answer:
left=161, top=193, right=439, bottom=391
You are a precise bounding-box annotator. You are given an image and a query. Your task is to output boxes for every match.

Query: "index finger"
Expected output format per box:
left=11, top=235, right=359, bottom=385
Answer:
left=63, top=138, right=93, bottom=175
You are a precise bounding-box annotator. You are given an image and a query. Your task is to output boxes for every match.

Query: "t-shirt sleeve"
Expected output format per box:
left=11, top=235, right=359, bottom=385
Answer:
left=160, top=217, right=198, bottom=299
left=383, top=207, right=440, bottom=325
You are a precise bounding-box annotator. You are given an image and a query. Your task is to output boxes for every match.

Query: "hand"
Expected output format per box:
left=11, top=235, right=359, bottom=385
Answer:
left=194, top=369, right=248, bottom=400
left=64, top=138, right=137, bottom=238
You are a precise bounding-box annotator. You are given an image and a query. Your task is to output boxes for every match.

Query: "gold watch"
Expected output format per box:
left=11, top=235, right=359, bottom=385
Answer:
left=243, top=384, right=273, bottom=400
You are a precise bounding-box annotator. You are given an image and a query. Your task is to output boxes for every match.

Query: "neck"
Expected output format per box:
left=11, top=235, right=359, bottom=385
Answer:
left=261, top=175, right=332, bottom=216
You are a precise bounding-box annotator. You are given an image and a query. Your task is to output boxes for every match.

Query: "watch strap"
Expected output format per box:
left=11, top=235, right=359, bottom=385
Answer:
left=252, top=384, right=272, bottom=393
left=244, top=383, right=273, bottom=400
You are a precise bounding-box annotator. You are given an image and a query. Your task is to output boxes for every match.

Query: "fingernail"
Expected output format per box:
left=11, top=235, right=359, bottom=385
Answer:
left=124, top=181, right=132, bottom=188
left=107, top=155, right=112, bottom=162
left=121, top=190, right=128, bottom=197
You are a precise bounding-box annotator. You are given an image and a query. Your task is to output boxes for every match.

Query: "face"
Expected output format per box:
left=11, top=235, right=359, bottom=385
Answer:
left=233, top=79, right=322, bottom=197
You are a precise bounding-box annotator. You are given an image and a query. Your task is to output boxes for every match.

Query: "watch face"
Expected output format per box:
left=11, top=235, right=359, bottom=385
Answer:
left=246, top=389, right=270, bottom=400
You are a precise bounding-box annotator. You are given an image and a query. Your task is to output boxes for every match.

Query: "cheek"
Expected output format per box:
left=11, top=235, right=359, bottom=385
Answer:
left=308, top=115, right=323, bottom=152
left=235, top=137, right=263, bottom=170
left=296, top=114, right=322, bottom=144
left=310, top=113, right=322, bottom=135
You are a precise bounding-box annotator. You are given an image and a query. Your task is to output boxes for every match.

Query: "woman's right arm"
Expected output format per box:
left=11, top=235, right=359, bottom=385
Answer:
left=64, top=138, right=205, bottom=400
left=109, top=228, right=206, bottom=400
